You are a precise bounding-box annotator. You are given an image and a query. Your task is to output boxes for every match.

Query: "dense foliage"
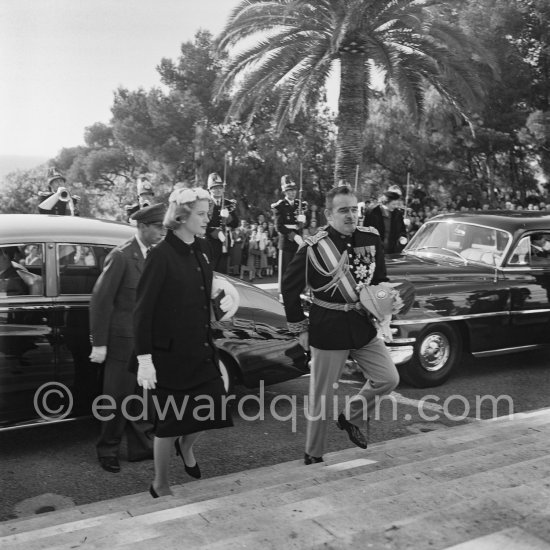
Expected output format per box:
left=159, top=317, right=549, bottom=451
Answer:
left=0, top=1, right=547, bottom=218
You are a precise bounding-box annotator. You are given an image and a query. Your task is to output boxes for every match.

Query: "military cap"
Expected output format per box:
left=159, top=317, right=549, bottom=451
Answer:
left=207, top=172, right=224, bottom=190
left=281, top=175, right=296, bottom=192
left=384, top=190, right=401, bottom=202
left=130, top=203, right=165, bottom=224
left=386, top=185, right=402, bottom=197
left=47, top=170, right=66, bottom=187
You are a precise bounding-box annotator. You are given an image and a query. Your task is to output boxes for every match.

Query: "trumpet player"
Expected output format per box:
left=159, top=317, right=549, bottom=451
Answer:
left=206, top=172, right=239, bottom=273
left=38, top=169, right=80, bottom=216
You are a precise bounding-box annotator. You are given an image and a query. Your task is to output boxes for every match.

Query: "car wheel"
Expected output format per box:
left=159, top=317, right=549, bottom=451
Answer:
left=218, top=357, right=236, bottom=395
left=400, top=324, right=462, bottom=388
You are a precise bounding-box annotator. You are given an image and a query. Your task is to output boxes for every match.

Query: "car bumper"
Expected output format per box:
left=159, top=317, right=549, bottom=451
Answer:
left=387, top=338, right=415, bottom=365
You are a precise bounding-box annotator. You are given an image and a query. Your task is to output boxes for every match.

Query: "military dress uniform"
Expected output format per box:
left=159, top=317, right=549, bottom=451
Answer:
left=281, top=224, right=400, bottom=459
left=273, top=193, right=307, bottom=283
left=206, top=200, right=239, bottom=273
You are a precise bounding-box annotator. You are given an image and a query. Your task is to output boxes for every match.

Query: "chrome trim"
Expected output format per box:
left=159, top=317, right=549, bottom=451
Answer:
left=392, top=311, right=510, bottom=325
left=388, top=345, right=414, bottom=365
left=391, top=337, right=416, bottom=344
left=0, top=416, right=78, bottom=433
left=472, top=344, right=543, bottom=358
left=510, top=309, right=550, bottom=315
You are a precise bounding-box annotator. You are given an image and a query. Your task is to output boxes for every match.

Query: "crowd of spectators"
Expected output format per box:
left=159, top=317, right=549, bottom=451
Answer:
left=398, top=184, right=550, bottom=240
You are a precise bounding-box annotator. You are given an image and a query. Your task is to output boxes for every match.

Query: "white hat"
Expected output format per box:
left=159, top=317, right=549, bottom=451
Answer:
left=211, top=276, right=240, bottom=321
left=207, top=172, right=224, bottom=190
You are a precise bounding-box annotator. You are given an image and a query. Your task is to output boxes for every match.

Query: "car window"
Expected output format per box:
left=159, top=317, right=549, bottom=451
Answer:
left=407, top=222, right=510, bottom=266
left=509, top=232, right=550, bottom=267
left=0, top=243, right=44, bottom=297
left=58, top=243, right=114, bottom=295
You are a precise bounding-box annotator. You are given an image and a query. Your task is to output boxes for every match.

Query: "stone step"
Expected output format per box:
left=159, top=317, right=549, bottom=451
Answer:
left=2, top=421, right=550, bottom=549
left=1, top=416, right=545, bottom=540
left=1, top=409, right=549, bottom=549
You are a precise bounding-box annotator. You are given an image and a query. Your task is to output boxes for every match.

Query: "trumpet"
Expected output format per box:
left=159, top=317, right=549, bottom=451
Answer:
left=58, top=187, right=71, bottom=202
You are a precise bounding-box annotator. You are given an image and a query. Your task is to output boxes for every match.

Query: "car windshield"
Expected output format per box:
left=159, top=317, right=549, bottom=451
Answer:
left=405, top=220, right=511, bottom=267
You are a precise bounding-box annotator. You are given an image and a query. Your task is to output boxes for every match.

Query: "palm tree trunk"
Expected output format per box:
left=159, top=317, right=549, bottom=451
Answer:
left=334, top=53, right=368, bottom=186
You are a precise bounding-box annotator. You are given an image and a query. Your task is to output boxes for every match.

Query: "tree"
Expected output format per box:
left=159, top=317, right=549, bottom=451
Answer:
left=216, top=0, right=497, bottom=185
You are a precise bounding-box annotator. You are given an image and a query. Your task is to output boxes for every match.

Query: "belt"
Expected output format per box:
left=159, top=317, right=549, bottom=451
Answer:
left=312, top=297, right=362, bottom=312
left=284, top=224, right=298, bottom=229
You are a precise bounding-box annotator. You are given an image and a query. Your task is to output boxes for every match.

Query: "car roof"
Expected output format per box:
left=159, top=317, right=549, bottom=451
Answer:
left=427, top=211, right=550, bottom=233
left=0, top=214, right=135, bottom=245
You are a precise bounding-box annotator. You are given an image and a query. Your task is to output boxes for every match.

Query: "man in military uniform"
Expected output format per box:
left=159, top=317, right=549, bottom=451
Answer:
left=206, top=172, right=239, bottom=273
left=38, top=169, right=80, bottom=216
left=281, top=185, right=400, bottom=465
left=273, top=175, right=307, bottom=290
left=125, top=177, right=156, bottom=223
left=89, top=203, right=165, bottom=473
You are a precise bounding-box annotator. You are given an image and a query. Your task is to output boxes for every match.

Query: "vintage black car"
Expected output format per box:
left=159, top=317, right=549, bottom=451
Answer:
left=388, top=211, right=550, bottom=387
left=0, top=214, right=308, bottom=429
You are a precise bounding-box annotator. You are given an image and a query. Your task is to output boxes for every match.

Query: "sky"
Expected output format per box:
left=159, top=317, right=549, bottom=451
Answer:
left=0, top=0, right=242, bottom=158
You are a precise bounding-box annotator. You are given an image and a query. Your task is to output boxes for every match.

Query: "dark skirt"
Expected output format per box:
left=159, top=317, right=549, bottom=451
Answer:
left=152, top=376, right=233, bottom=438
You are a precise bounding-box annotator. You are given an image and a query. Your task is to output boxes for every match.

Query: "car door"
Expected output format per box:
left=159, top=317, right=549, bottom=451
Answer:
left=0, top=243, right=56, bottom=427
left=503, top=234, right=550, bottom=347
left=53, top=243, right=115, bottom=416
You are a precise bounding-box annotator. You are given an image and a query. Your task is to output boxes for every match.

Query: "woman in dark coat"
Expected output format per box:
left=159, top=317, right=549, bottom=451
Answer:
left=133, top=186, right=235, bottom=498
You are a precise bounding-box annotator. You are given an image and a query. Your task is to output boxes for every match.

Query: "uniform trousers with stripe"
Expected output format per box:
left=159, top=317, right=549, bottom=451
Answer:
left=306, top=337, right=399, bottom=458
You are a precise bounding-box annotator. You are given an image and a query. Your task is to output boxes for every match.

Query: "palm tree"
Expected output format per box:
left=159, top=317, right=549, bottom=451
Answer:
left=215, top=0, right=497, bottom=185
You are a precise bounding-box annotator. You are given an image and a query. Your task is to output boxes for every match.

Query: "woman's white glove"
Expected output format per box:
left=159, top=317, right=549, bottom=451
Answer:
left=293, top=235, right=304, bottom=246
left=137, top=354, right=157, bottom=390
left=220, top=208, right=229, bottom=218
left=89, top=346, right=107, bottom=364
left=218, top=231, right=226, bottom=243
left=297, top=213, right=306, bottom=224
left=220, top=294, right=235, bottom=313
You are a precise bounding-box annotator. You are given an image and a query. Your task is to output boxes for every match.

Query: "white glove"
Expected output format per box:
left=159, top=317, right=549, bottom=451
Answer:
left=220, top=294, right=234, bottom=313
left=218, top=231, right=226, bottom=243
left=399, top=236, right=408, bottom=245
left=293, top=235, right=304, bottom=246
left=297, top=214, right=306, bottom=224
left=89, top=346, right=107, bottom=363
left=137, top=354, right=157, bottom=390
left=220, top=208, right=229, bottom=218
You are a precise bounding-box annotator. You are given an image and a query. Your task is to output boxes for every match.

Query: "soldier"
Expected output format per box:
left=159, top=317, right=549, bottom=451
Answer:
left=38, top=169, right=80, bottom=216
left=363, top=189, right=408, bottom=254
left=272, top=175, right=307, bottom=290
left=205, top=172, right=239, bottom=273
left=125, top=177, right=156, bottom=223
left=281, top=185, right=401, bottom=465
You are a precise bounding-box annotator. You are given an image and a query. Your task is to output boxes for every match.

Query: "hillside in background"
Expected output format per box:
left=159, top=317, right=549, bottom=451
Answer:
left=0, top=155, right=49, bottom=180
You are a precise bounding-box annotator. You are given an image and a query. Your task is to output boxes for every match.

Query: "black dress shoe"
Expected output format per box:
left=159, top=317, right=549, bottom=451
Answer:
left=99, top=456, right=120, bottom=473
left=149, top=484, right=159, bottom=499
left=336, top=413, right=368, bottom=449
left=304, top=453, right=324, bottom=465
left=174, top=439, right=201, bottom=479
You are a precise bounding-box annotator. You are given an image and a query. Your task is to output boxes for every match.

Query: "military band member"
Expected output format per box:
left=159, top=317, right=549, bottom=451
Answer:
left=125, top=177, right=156, bottom=223
left=273, top=175, right=307, bottom=290
left=205, top=172, right=239, bottom=274
left=38, top=169, right=80, bottom=216
left=281, top=185, right=400, bottom=465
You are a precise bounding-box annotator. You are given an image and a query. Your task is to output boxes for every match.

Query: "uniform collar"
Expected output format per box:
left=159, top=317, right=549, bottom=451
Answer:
left=327, top=225, right=353, bottom=245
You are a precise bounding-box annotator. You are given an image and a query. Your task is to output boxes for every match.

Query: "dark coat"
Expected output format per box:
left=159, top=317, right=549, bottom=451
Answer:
left=133, top=231, right=220, bottom=391
left=282, top=225, right=389, bottom=350
left=363, top=204, right=407, bottom=254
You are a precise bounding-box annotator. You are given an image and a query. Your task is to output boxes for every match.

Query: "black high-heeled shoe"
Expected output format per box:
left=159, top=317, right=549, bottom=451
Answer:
left=174, top=438, right=201, bottom=479
left=149, top=484, right=159, bottom=498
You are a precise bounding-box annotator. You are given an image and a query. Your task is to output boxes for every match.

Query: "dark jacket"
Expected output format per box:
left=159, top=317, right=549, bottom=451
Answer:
left=133, top=231, right=220, bottom=391
left=90, top=237, right=143, bottom=346
left=282, top=225, right=389, bottom=350
left=273, top=198, right=305, bottom=252
left=363, top=204, right=407, bottom=254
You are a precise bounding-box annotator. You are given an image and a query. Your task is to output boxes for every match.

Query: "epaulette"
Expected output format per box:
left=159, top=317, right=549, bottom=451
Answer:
left=357, top=225, right=380, bottom=236
left=270, top=199, right=285, bottom=209
left=304, top=230, right=328, bottom=246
